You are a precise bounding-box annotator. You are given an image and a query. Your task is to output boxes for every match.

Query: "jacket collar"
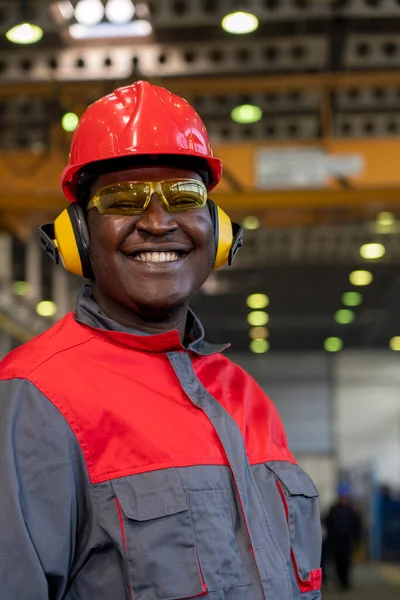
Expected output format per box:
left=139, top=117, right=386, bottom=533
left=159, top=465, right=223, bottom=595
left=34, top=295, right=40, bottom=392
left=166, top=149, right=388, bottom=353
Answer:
left=74, top=284, right=229, bottom=356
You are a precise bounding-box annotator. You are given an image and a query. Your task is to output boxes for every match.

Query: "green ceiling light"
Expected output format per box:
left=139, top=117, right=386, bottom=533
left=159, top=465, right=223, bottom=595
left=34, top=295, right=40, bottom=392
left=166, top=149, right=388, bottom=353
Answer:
left=323, top=337, right=343, bottom=352
left=376, top=212, right=395, bottom=227
left=221, top=11, right=259, bottom=35
left=247, top=293, right=269, bottom=309
left=250, top=339, right=270, bottom=354
left=6, top=22, right=43, bottom=44
left=389, top=336, right=400, bottom=351
left=360, top=242, right=386, bottom=260
left=36, top=301, right=57, bottom=317
left=334, top=309, right=355, bottom=325
left=242, top=216, right=260, bottom=230
left=12, top=281, right=29, bottom=296
left=247, top=311, right=269, bottom=326
left=341, top=291, right=362, bottom=307
left=62, top=112, right=79, bottom=132
left=231, top=104, right=263, bottom=124
left=349, top=270, right=373, bottom=286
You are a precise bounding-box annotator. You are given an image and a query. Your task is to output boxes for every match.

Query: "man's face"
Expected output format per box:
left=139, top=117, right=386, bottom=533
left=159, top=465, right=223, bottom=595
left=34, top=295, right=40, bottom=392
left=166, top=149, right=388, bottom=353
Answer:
left=87, top=164, right=216, bottom=318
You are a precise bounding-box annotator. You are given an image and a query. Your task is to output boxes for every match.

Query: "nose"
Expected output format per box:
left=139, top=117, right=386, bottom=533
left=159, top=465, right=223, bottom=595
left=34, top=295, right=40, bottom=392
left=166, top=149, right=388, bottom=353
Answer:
left=135, top=194, right=178, bottom=236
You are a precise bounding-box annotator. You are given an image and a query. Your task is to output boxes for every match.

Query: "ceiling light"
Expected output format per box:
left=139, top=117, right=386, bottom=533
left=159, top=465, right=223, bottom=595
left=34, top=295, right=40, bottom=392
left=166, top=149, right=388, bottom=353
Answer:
left=75, top=0, right=104, bottom=26
left=247, top=293, right=269, bottom=309
left=247, top=311, right=269, bottom=326
left=360, top=242, right=385, bottom=260
left=231, top=104, right=263, bottom=124
left=341, top=291, right=362, bottom=307
left=389, top=336, right=400, bottom=351
left=334, top=309, right=355, bottom=325
left=36, top=301, right=57, bottom=317
left=62, top=112, right=79, bottom=132
left=12, top=281, right=29, bottom=296
left=105, top=0, right=135, bottom=24
left=221, top=11, right=259, bottom=34
left=377, top=212, right=395, bottom=227
left=242, top=216, right=260, bottom=230
left=69, top=19, right=152, bottom=38
left=323, top=337, right=343, bottom=352
left=6, top=23, right=43, bottom=44
left=249, top=327, right=269, bottom=340
left=349, top=270, right=373, bottom=286
left=250, top=339, right=270, bottom=354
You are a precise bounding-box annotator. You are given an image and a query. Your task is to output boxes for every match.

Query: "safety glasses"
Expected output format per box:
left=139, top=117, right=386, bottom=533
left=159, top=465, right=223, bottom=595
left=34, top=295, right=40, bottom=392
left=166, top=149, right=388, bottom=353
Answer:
left=86, top=179, right=208, bottom=215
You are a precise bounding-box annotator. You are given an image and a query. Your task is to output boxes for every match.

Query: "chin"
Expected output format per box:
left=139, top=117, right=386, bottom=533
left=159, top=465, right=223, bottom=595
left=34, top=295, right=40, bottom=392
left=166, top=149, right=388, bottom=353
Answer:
left=132, top=296, right=188, bottom=320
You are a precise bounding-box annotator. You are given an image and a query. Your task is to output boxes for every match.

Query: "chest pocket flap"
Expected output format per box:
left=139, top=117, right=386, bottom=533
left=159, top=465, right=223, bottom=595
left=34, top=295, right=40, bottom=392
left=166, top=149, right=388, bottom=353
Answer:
left=266, top=461, right=322, bottom=594
left=112, top=469, right=206, bottom=600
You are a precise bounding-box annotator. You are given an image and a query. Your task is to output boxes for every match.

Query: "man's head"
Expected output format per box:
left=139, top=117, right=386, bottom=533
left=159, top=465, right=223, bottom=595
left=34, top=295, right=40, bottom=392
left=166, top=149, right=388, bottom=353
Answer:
left=82, top=160, right=216, bottom=322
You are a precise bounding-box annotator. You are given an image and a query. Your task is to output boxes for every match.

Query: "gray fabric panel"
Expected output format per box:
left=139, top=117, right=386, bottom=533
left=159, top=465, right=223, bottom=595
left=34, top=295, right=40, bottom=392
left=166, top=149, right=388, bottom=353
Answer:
left=0, top=378, right=94, bottom=600
left=112, top=470, right=205, bottom=600
left=167, top=352, right=293, bottom=600
left=112, top=468, right=188, bottom=520
left=266, top=462, right=319, bottom=498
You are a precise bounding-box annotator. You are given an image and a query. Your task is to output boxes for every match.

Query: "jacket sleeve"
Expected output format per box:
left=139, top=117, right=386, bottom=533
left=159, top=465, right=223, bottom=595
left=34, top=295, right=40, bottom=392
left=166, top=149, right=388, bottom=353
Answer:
left=0, top=378, right=93, bottom=600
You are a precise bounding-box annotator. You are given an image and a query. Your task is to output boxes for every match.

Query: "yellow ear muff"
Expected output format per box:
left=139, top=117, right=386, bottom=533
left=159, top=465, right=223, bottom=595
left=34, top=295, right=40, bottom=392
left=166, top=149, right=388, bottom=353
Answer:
left=213, top=205, right=234, bottom=270
left=54, top=204, right=92, bottom=278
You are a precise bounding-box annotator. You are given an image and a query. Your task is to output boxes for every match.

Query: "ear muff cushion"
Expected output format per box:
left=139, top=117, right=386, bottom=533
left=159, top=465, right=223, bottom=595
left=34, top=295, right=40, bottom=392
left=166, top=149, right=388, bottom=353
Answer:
left=208, top=200, right=233, bottom=270
left=54, top=204, right=92, bottom=278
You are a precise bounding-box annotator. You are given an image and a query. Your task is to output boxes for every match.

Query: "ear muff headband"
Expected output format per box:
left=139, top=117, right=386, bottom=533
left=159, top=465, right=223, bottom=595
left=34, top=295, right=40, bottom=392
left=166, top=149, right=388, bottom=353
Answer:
left=54, top=205, right=92, bottom=278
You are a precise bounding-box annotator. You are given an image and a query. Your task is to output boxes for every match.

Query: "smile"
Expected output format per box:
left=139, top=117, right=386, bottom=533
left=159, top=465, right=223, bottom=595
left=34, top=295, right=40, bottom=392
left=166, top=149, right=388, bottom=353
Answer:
left=133, top=251, right=182, bottom=263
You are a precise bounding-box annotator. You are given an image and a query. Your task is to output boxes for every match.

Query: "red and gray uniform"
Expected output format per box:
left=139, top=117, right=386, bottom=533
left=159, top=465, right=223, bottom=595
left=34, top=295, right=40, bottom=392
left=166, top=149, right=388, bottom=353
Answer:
left=0, top=285, right=322, bottom=600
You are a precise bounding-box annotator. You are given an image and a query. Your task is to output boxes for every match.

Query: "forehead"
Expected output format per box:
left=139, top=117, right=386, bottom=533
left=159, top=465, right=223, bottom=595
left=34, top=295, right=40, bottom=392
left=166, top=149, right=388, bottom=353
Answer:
left=91, top=165, right=203, bottom=194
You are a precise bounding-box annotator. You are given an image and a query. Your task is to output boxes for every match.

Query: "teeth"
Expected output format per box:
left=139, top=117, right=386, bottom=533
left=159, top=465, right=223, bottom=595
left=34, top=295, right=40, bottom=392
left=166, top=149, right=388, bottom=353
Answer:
left=134, top=251, right=180, bottom=262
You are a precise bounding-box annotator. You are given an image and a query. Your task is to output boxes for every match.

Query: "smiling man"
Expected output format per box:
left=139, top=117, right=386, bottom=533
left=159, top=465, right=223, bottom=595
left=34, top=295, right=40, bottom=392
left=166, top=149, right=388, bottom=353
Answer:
left=0, top=82, right=322, bottom=600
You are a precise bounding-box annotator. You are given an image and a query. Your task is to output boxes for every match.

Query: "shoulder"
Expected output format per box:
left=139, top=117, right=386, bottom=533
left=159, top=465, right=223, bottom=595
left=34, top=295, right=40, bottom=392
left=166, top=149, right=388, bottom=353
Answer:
left=0, top=313, right=95, bottom=381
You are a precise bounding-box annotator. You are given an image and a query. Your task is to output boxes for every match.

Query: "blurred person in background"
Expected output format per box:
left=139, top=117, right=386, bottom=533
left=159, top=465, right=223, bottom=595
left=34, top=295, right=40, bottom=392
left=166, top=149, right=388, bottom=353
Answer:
left=0, top=81, right=322, bottom=599
left=324, top=482, right=362, bottom=591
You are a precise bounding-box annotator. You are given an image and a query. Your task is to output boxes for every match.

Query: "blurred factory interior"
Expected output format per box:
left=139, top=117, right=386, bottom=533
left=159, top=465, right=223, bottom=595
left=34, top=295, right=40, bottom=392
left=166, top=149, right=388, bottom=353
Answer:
left=1, top=0, right=400, bottom=592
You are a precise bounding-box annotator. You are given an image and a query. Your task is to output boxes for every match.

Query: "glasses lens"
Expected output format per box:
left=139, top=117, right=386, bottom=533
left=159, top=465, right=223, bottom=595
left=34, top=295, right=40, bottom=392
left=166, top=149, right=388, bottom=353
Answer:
left=164, top=180, right=207, bottom=211
left=97, top=183, right=148, bottom=214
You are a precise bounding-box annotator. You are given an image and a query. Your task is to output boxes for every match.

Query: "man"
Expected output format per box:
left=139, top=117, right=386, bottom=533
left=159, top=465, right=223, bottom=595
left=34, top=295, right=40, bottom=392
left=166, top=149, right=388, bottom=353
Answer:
left=325, top=483, right=362, bottom=591
left=0, top=81, right=322, bottom=599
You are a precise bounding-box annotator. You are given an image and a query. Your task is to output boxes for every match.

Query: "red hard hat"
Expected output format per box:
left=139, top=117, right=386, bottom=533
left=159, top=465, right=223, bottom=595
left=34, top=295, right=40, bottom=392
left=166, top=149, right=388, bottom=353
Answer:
left=61, top=80, right=222, bottom=202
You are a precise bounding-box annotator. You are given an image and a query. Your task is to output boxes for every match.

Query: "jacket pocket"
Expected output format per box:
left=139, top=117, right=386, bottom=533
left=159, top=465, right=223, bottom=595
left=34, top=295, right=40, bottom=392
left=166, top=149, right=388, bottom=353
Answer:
left=188, top=489, right=251, bottom=592
left=266, top=462, right=322, bottom=594
left=112, top=469, right=207, bottom=600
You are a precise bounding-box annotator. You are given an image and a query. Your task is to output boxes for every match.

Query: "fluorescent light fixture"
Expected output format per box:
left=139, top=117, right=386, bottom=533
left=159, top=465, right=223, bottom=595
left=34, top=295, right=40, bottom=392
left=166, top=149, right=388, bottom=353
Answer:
left=75, top=0, right=104, bottom=26
left=242, top=216, right=260, bottom=230
left=12, top=281, right=30, bottom=296
left=221, top=11, right=259, bottom=35
left=389, top=336, right=400, bottom=351
left=231, top=104, right=263, bottom=124
left=323, top=337, right=343, bottom=352
left=69, top=19, right=152, bottom=39
left=247, top=294, right=269, bottom=309
left=105, top=0, right=135, bottom=24
left=334, top=309, right=355, bottom=325
left=62, top=112, right=79, bottom=132
left=36, top=301, right=57, bottom=317
left=6, top=23, right=43, bottom=44
left=377, top=211, right=395, bottom=227
left=349, top=270, right=373, bottom=286
left=360, top=242, right=385, bottom=260
left=250, top=339, right=270, bottom=354
left=247, top=311, right=269, bottom=327
left=341, top=292, right=362, bottom=307
left=249, top=327, right=269, bottom=340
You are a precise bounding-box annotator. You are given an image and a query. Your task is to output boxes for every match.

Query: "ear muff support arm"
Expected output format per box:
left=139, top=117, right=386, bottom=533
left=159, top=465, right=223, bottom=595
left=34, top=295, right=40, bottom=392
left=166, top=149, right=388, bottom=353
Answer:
left=229, top=222, right=244, bottom=266
left=38, top=223, right=60, bottom=265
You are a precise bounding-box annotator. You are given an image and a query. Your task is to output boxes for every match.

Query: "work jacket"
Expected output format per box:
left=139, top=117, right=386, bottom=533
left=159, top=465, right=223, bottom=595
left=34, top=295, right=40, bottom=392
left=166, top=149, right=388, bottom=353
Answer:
left=0, top=285, right=322, bottom=600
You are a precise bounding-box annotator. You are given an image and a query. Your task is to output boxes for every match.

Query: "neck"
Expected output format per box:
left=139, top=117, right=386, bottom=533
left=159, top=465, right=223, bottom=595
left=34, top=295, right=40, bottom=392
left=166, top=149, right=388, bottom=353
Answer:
left=92, top=287, right=189, bottom=341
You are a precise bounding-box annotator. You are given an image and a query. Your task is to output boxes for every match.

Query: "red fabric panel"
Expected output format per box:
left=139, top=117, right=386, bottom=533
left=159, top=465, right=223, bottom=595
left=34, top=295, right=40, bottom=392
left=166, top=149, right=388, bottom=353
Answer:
left=1, top=313, right=294, bottom=484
